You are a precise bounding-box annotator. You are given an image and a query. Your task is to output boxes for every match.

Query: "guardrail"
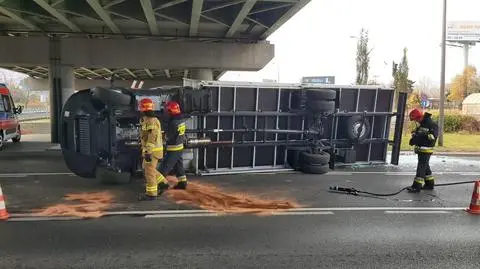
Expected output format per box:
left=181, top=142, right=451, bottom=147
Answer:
left=18, top=112, right=50, bottom=122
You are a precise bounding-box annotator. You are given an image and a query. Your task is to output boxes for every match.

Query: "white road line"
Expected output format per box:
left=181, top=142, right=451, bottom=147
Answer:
left=144, top=211, right=335, bottom=218
left=329, top=171, right=480, bottom=176
left=385, top=210, right=452, bottom=214
left=0, top=172, right=73, bottom=178
left=285, top=207, right=466, bottom=211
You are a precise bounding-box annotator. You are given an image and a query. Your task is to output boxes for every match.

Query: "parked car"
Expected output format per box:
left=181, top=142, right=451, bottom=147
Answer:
left=0, top=83, right=23, bottom=150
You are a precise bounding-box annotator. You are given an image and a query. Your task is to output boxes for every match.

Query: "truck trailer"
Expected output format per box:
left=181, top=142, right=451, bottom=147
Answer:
left=59, top=79, right=407, bottom=183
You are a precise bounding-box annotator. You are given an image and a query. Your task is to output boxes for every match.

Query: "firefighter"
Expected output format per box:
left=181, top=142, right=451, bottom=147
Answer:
left=407, top=108, right=439, bottom=193
left=156, top=100, right=188, bottom=191
left=138, top=98, right=169, bottom=201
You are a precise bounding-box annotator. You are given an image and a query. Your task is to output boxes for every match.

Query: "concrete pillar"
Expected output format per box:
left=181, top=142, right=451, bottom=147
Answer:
left=190, top=68, right=213, bottom=80
left=49, top=37, right=74, bottom=143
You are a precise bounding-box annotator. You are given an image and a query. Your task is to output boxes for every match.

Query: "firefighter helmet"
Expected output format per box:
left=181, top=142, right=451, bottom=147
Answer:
left=139, top=98, right=154, bottom=112
left=165, top=101, right=181, bottom=116
left=409, top=108, right=423, bottom=122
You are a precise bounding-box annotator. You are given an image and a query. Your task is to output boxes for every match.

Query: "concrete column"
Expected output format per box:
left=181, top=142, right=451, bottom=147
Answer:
left=49, top=37, right=74, bottom=143
left=190, top=68, right=213, bottom=80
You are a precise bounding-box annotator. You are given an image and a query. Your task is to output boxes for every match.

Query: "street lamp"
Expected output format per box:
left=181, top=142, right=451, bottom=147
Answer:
left=438, top=0, right=447, bottom=146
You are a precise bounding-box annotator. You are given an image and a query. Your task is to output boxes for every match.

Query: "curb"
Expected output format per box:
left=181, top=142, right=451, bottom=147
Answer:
left=0, top=150, right=62, bottom=159
left=398, top=151, right=480, bottom=157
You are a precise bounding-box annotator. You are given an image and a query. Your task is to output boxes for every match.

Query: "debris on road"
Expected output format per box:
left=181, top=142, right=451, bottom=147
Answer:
left=32, top=191, right=114, bottom=218
left=165, top=177, right=300, bottom=215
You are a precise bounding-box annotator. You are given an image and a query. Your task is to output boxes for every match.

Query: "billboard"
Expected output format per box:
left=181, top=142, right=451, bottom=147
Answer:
left=301, top=76, right=335, bottom=84
left=447, top=21, right=480, bottom=42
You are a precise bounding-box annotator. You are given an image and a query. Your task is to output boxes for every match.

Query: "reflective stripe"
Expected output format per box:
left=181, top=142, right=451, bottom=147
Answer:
left=151, top=147, right=163, bottom=152
left=0, top=200, right=5, bottom=209
left=177, top=123, right=186, bottom=136
left=428, top=134, right=435, bottom=140
left=166, top=144, right=184, bottom=151
left=142, top=124, right=157, bottom=131
left=414, top=177, right=425, bottom=185
left=178, top=176, right=187, bottom=182
left=145, top=142, right=155, bottom=147
left=146, top=186, right=157, bottom=191
left=156, top=174, right=166, bottom=184
left=425, top=176, right=434, bottom=181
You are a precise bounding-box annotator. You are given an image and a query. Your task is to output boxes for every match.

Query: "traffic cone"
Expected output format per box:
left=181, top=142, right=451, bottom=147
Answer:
left=466, top=181, right=480, bottom=215
left=0, top=184, right=9, bottom=220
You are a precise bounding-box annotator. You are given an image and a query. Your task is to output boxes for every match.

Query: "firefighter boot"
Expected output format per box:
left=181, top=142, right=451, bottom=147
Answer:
left=173, top=176, right=187, bottom=190
left=158, top=182, right=170, bottom=195
left=423, top=176, right=435, bottom=190
left=407, top=177, right=424, bottom=193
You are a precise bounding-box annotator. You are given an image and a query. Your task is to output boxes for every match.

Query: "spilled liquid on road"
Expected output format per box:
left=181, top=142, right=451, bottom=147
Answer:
left=166, top=177, right=300, bottom=215
left=33, top=191, right=114, bottom=218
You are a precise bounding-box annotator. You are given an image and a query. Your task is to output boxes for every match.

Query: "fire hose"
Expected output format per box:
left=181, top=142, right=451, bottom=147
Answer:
left=329, top=180, right=478, bottom=197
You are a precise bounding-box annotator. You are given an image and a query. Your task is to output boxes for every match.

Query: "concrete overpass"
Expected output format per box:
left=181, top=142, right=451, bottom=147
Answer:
left=0, top=0, right=312, bottom=142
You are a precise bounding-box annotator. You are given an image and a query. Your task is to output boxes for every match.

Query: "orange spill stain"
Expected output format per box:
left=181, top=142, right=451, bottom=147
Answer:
left=165, top=177, right=301, bottom=215
left=32, top=191, right=114, bottom=218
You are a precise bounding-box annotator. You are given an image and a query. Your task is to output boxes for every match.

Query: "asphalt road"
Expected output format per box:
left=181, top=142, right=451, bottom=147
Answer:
left=1, top=211, right=480, bottom=268
left=1, top=155, right=480, bottom=268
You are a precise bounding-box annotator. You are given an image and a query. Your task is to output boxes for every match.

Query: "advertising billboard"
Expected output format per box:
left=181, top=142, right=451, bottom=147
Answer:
left=447, top=21, right=480, bottom=42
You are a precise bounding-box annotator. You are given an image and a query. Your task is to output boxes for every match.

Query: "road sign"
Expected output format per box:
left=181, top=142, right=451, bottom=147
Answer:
left=447, top=21, right=480, bottom=42
left=301, top=76, right=335, bottom=84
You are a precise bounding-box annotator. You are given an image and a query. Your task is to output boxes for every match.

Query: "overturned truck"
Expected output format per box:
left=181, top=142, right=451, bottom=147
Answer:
left=59, top=79, right=407, bottom=182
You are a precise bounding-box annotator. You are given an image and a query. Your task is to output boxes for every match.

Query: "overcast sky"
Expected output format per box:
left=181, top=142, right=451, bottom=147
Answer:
left=222, top=0, right=480, bottom=86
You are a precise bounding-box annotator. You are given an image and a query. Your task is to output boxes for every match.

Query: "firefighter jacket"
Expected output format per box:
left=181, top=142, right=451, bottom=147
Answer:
left=140, top=116, right=163, bottom=159
left=165, top=115, right=186, bottom=152
left=409, top=112, right=439, bottom=154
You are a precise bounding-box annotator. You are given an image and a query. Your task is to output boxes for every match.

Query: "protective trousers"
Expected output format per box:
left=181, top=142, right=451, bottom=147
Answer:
left=413, top=152, right=434, bottom=187
left=156, top=151, right=187, bottom=183
left=143, top=156, right=165, bottom=196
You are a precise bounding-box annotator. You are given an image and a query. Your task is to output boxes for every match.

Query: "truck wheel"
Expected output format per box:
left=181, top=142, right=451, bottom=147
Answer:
left=346, top=115, right=371, bottom=141
left=305, top=89, right=336, bottom=101
left=301, top=163, right=330, bottom=174
left=91, top=87, right=132, bottom=106
left=0, top=133, right=4, bottom=151
left=300, top=151, right=330, bottom=165
left=307, top=100, right=335, bottom=114
left=12, top=126, right=21, bottom=143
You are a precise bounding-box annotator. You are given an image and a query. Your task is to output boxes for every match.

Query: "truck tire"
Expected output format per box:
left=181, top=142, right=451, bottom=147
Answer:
left=91, top=87, right=132, bottom=106
left=300, top=151, right=330, bottom=165
left=301, top=163, right=330, bottom=174
left=346, top=115, right=371, bottom=141
left=305, top=89, right=336, bottom=101
left=307, top=100, right=335, bottom=114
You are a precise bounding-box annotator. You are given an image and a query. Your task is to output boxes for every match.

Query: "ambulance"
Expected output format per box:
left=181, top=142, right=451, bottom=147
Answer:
left=0, top=83, right=23, bottom=150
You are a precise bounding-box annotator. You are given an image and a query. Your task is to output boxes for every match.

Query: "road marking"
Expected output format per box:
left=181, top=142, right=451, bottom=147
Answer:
left=385, top=210, right=452, bottom=214
left=0, top=172, right=73, bottom=178
left=287, top=207, right=466, bottom=211
left=329, top=171, right=480, bottom=176
left=144, top=211, right=334, bottom=218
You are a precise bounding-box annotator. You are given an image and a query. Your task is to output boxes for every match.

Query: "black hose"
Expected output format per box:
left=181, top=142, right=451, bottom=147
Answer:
left=329, top=180, right=477, bottom=197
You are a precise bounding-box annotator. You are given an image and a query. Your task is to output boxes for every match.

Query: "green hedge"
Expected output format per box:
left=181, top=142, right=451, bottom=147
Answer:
left=407, top=111, right=480, bottom=133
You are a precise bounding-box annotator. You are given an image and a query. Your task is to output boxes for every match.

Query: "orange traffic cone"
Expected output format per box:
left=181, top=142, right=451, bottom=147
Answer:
left=466, top=181, right=480, bottom=215
left=0, top=184, right=9, bottom=220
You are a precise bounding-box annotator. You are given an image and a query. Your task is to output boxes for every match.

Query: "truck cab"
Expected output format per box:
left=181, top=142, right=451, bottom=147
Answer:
left=0, top=83, right=23, bottom=150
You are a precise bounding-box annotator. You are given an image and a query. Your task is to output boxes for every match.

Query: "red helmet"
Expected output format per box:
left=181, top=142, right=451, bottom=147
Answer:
left=139, top=98, right=154, bottom=112
left=165, top=101, right=181, bottom=115
left=409, top=108, right=423, bottom=122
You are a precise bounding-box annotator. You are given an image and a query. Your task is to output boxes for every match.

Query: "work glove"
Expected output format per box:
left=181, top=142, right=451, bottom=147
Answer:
left=144, top=153, right=152, bottom=163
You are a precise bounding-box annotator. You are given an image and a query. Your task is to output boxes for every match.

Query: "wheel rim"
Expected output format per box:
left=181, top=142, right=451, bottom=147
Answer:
left=0, top=134, right=3, bottom=148
left=353, top=122, right=366, bottom=138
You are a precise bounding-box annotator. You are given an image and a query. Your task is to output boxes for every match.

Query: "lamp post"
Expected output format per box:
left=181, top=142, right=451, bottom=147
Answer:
left=438, top=0, right=447, bottom=147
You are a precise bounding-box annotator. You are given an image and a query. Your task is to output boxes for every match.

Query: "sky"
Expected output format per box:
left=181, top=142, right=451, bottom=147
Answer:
left=222, top=0, right=480, bottom=87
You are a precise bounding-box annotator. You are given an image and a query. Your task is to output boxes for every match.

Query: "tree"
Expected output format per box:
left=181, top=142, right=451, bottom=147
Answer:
left=355, top=28, right=372, bottom=85
left=392, top=47, right=415, bottom=93
left=407, top=91, right=421, bottom=108
left=447, top=65, right=480, bottom=102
